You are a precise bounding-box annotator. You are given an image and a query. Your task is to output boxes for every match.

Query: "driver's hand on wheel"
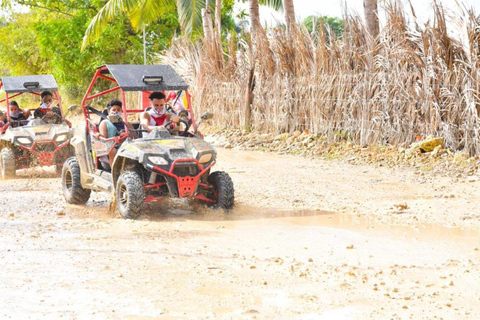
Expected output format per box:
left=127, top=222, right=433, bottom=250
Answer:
left=171, top=115, right=180, bottom=124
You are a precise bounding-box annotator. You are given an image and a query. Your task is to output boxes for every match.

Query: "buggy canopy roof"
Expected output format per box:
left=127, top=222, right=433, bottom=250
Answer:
left=1, top=74, right=58, bottom=93
left=102, top=64, right=189, bottom=92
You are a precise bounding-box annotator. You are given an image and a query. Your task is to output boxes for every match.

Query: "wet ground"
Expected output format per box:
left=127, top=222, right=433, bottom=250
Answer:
left=1, top=149, right=480, bottom=319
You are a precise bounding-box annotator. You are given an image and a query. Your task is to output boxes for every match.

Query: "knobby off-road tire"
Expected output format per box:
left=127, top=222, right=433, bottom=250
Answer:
left=116, top=171, right=144, bottom=219
left=62, top=157, right=91, bottom=204
left=207, top=171, right=234, bottom=210
left=0, top=147, right=16, bottom=179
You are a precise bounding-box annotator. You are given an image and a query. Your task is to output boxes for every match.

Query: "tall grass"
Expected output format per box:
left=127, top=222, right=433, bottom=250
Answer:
left=162, top=2, right=480, bottom=155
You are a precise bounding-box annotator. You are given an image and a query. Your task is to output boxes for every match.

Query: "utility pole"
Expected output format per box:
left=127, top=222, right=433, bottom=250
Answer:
left=143, top=23, right=147, bottom=64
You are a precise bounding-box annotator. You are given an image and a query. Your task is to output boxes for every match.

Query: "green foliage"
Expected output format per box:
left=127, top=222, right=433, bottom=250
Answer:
left=237, top=0, right=282, bottom=10
left=220, top=0, right=236, bottom=32
left=0, top=13, right=44, bottom=76
left=303, top=15, right=344, bottom=41
left=0, top=0, right=181, bottom=102
left=0, top=0, right=242, bottom=102
left=33, top=12, right=145, bottom=99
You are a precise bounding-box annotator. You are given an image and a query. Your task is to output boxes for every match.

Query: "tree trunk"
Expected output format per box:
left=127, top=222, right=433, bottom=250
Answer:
left=245, top=0, right=261, bottom=130
left=249, top=0, right=261, bottom=38
left=213, top=0, right=223, bottom=69
left=363, top=0, right=379, bottom=39
left=244, top=65, right=255, bottom=131
left=282, top=0, right=296, bottom=32
left=202, top=0, right=214, bottom=44
left=215, top=0, right=222, bottom=40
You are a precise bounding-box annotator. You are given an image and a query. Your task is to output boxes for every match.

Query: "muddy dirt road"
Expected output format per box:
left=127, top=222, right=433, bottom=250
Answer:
left=1, top=148, right=480, bottom=319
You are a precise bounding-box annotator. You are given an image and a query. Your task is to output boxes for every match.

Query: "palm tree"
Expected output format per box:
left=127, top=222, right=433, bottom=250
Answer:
left=244, top=0, right=281, bottom=130
left=82, top=0, right=283, bottom=51
left=215, top=0, right=222, bottom=40
left=202, top=0, right=214, bottom=44
left=363, top=0, right=379, bottom=38
left=81, top=0, right=207, bottom=50
left=249, top=0, right=261, bottom=35
left=249, top=0, right=282, bottom=35
left=282, top=0, right=296, bottom=32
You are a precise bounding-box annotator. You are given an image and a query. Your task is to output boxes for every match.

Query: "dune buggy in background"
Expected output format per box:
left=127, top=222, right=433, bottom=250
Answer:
left=0, top=75, right=75, bottom=179
left=62, top=64, right=234, bottom=219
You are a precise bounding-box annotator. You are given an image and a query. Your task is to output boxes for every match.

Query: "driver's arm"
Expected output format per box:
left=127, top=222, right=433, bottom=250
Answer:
left=52, top=107, right=71, bottom=127
left=163, top=113, right=180, bottom=128
left=174, top=116, right=180, bottom=123
left=33, top=108, right=42, bottom=119
left=140, top=111, right=152, bottom=132
left=140, top=111, right=161, bottom=133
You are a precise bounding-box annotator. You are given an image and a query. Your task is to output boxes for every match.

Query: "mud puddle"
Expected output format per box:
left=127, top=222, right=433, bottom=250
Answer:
left=64, top=197, right=480, bottom=249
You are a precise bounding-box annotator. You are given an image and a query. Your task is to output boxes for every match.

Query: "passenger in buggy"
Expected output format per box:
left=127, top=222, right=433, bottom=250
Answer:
left=8, top=101, right=30, bottom=127
left=0, top=111, right=6, bottom=128
left=92, top=99, right=133, bottom=169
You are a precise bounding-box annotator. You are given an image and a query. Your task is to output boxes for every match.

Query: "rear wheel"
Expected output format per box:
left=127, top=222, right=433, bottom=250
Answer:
left=62, top=157, right=91, bottom=204
left=116, top=171, right=144, bottom=219
left=207, top=171, right=234, bottom=210
left=0, top=147, right=16, bottom=179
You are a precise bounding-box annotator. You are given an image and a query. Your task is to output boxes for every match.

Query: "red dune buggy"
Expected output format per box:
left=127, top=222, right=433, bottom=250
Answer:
left=62, top=64, right=234, bottom=219
left=0, top=75, right=75, bottom=178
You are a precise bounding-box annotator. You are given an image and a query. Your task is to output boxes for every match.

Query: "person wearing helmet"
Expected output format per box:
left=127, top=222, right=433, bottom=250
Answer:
left=140, top=91, right=180, bottom=134
left=166, top=90, right=187, bottom=114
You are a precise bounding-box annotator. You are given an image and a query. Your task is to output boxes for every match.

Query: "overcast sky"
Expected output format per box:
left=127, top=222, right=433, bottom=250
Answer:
left=237, top=0, right=480, bottom=25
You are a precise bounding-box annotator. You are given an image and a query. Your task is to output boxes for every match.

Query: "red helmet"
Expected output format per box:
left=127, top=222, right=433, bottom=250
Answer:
left=167, top=91, right=177, bottom=101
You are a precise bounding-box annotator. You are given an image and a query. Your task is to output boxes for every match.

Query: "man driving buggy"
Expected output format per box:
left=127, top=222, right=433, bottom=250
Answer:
left=34, top=90, right=72, bottom=127
left=140, top=91, right=180, bottom=134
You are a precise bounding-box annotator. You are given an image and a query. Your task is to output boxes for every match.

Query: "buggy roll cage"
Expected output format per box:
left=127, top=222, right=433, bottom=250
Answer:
left=81, top=64, right=196, bottom=139
left=0, top=75, right=64, bottom=121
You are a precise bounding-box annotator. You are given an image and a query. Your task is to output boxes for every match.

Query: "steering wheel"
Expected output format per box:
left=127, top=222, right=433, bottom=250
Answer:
left=163, top=116, right=190, bottom=136
left=41, top=112, right=63, bottom=124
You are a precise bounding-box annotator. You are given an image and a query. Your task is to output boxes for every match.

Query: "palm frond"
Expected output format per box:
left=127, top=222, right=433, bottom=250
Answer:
left=128, top=0, right=174, bottom=31
left=259, top=0, right=282, bottom=11
left=81, top=0, right=139, bottom=51
left=177, top=0, right=206, bottom=35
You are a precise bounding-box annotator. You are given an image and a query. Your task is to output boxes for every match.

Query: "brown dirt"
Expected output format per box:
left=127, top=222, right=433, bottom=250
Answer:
left=1, top=147, right=480, bottom=319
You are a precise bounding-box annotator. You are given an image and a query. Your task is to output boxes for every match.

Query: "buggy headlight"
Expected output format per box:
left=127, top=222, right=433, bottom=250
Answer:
left=17, top=137, right=32, bottom=145
left=198, top=153, right=213, bottom=164
left=55, top=134, right=68, bottom=143
left=148, top=156, right=168, bottom=166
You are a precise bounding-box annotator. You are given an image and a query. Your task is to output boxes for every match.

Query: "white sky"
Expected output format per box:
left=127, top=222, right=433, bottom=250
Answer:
left=235, top=0, right=480, bottom=25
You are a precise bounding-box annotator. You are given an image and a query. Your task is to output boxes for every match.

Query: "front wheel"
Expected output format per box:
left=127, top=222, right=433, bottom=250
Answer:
left=116, top=171, right=144, bottom=219
left=62, top=157, right=91, bottom=204
left=207, top=171, right=234, bottom=210
left=0, top=147, right=16, bottom=179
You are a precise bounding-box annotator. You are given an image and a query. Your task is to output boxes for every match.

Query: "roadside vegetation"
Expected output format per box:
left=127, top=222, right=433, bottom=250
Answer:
left=1, top=1, right=479, bottom=161
left=162, top=3, right=480, bottom=159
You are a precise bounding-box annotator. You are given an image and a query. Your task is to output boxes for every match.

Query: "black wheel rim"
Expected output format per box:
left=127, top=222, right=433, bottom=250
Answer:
left=119, top=182, right=128, bottom=209
left=65, top=170, right=73, bottom=192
